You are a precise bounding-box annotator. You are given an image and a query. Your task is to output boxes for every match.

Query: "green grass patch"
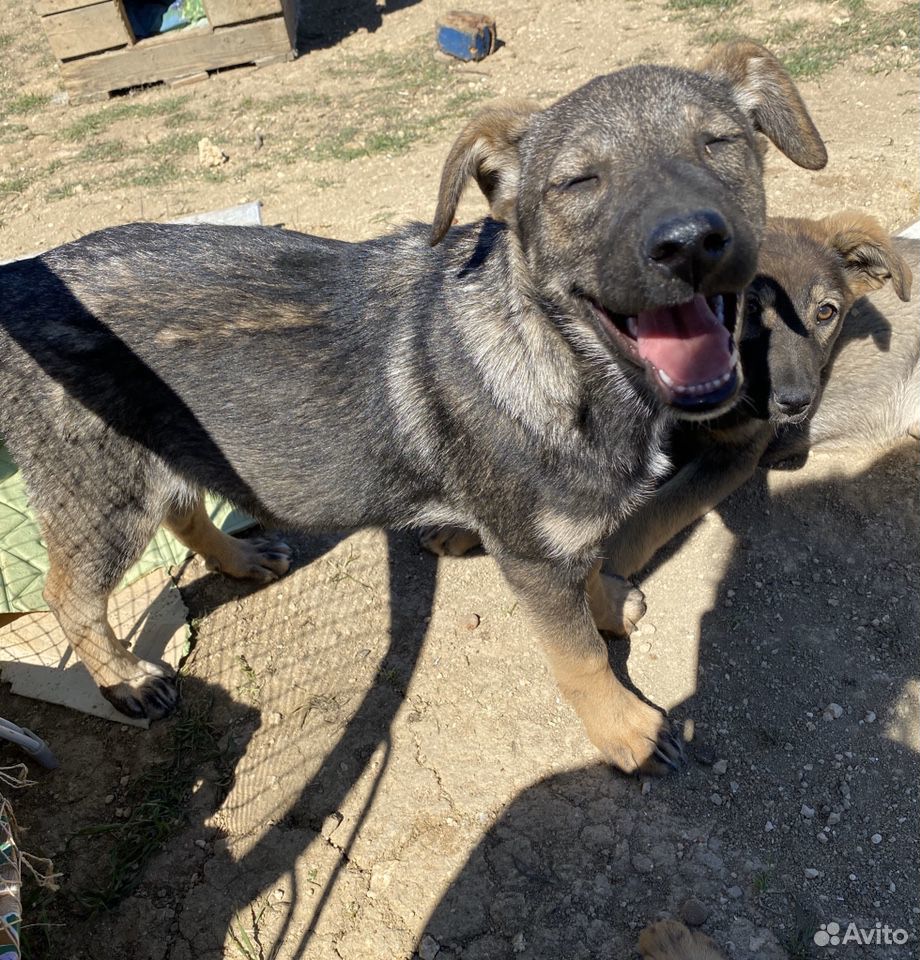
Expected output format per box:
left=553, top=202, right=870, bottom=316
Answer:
left=0, top=175, right=30, bottom=196
left=45, top=183, right=80, bottom=202
left=6, top=93, right=49, bottom=116
left=666, top=0, right=740, bottom=9
left=774, top=4, right=918, bottom=78
left=61, top=95, right=191, bottom=141
left=76, top=139, right=131, bottom=163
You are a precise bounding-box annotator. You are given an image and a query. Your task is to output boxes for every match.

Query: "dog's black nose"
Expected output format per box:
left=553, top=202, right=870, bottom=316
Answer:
left=645, top=210, right=732, bottom=287
left=772, top=389, right=812, bottom=416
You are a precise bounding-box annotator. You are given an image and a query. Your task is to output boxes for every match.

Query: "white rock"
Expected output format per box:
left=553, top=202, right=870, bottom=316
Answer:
left=801, top=805, right=816, bottom=819
left=713, top=759, right=728, bottom=775
left=871, top=833, right=883, bottom=845
left=823, top=702, right=844, bottom=721
left=804, top=868, right=820, bottom=879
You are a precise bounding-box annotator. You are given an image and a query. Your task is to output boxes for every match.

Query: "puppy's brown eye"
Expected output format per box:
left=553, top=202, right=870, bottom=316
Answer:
left=815, top=303, right=838, bottom=324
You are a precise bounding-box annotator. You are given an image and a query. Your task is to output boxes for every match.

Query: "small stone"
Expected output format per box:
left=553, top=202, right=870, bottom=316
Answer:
left=864, top=711, right=876, bottom=723
left=641, top=780, right=652, bottom=796
left=511, top=932, right=526, bottom=954
left=418, top=934, right=440, bottom=960
left=765, top=820, right=774, bottom=832
left=104, top=794, right=114, bottom=804
left=632, top=853, right=654, bottom=874
left=817, top=832, right=828, bottom=844
left=823, top=703, right=844, bottom=721
left=197, top=137, right=229, bottom=167
left=804, top=867, right=820, bottom=879
left=463, top=613, right=481, bottom=631
left=119, top=776, right=129, bottom=787
left=680, top=897, right=709, bottom=927
left=827, top=812, right=841, bottom=826
left=726, top=885, right=743, bottom=899
left=729, top=780, right=739, bottom=794
left=712, top=759, right=728, bottom=775
left=194, top=839, right=207, bottom=849
left=710, top=793, right=723, bottom=806
left=801, top=805, right=816, bottom=819
left=871, top=833, right=882, bottom=845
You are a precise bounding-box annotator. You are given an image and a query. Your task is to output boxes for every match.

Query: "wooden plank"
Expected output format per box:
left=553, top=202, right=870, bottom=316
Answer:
left=33, top=0, right=101, bottom=15
left=203, top=0, right=281, bottom=28
left=60, top=17, right=291, bottom=98
left=41, top=1, right=132, bottom=61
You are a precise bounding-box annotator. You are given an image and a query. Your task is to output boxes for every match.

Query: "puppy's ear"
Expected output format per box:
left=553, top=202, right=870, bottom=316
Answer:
left=820, top=211, right=913, bottom=301
left=431, top=100, right=539, bottom=246
left=700, top=40, right=828, bottom=171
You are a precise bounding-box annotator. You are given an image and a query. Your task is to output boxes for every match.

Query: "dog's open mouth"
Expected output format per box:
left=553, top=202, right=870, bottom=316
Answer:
left=588, top=293, right=741, bottom=412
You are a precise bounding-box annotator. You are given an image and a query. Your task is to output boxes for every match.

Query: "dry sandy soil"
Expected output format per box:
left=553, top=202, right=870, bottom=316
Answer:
left=0, top=1, right=917, bottom=958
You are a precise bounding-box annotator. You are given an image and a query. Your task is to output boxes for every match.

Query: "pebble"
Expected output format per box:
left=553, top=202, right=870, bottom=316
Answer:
left=871, top=833, right=883, bottom=845
left=765, top=821, right=774, bottom=832
left=511, top=932, right=526, bottom=954
left=418, top=934, right=440, bottom=960
left=104, top=794, right=114, bottom=804
left=632, top=854, right=654, bottom=874
left=680, top=897, right=709, bottom=927
left=823, top=703, right=844, bottom=721
left=726, top=885, right=743, bottom=899
left=463, top=613, right=481, bottom=631
left=712, top=759, right=728, bottom=775
left=197, top=137, right=229, bottom=167
left=801, top=805, right=816, bottom=819
left=710, top=793, right=723, bottom=806
left=641, top=780, right=652, bottom=796
left=864, top=711, right=876, bottom=723
left=827, top=812, right=841, bottom=826
left=194, top=839, right=207, bottom=849
left=804, top=868, right=820, bottom=879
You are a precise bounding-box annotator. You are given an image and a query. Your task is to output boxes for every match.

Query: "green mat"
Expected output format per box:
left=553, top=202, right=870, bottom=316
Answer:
left=0, top=444, right=251, bottom=614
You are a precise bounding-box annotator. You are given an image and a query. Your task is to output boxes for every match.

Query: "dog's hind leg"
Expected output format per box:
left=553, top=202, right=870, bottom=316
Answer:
left=163, top=496, right=291, bottom=583
left=40, top=498, right=179, bottom=722
left=493, top=552, right=684, bottom=776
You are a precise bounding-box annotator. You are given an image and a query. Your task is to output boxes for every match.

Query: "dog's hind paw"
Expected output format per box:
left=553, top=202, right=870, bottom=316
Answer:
left=638, top=920, right=724, bottom=960
left=101, top=661, right=179, bottom=721
left=419, top=526, right=482, bottom=557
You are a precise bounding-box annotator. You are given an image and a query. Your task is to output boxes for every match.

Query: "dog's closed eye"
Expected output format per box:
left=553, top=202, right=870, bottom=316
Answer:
left=554, top=173, right=601, bottom=192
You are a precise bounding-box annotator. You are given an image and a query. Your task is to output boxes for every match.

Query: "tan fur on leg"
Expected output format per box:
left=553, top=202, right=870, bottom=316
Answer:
left=164, top=497, right=291, bottom=583
left=638, top=920, right=725, bottom=960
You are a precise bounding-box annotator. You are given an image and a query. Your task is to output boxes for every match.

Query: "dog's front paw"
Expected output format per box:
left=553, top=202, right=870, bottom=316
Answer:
left=101, top=660, right=178, bottom=721
left=578, top=674, right=684, bottom=776
left=419, top=526, right=482, bottom=557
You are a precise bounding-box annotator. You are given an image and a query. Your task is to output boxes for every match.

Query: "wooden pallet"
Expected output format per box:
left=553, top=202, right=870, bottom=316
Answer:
left=34, top=0, right=296, bottom=102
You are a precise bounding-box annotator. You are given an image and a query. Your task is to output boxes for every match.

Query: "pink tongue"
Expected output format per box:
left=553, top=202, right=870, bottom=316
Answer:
left=635, top=294, right=732, bottom=386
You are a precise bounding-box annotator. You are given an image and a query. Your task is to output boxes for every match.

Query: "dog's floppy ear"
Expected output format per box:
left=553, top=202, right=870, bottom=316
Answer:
left=431, top=100, right=539, bottom=246
left=700, top=40, right=828, bottom=171
left=819, top=211, right=913, bottom=301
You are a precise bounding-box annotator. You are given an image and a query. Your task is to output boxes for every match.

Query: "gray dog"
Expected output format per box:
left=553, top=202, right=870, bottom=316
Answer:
left=0, top=41, right=825, bottom=775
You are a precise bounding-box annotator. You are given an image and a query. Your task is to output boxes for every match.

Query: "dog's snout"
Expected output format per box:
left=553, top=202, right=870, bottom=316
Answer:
left=645, top=210, right=732, bottom=287
left=772, top=389, right=812, bottom=417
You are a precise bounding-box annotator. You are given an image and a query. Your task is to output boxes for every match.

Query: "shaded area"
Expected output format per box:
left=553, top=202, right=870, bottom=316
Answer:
left=293, top=0, right=422, bottom=55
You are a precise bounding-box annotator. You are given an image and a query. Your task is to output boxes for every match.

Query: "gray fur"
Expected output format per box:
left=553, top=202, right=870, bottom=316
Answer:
left=0, top=44, right=824, bottom=773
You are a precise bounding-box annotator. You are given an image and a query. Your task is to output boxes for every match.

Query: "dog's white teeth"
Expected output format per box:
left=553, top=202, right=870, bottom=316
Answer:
left=665, top=368, right=734, bottom=395
left=627, top=316, right=638, bottom=337
left=713, top=294, right=724, bottom=324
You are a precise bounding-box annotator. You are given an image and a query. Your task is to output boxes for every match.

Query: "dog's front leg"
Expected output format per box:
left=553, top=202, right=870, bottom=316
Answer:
left=495, top=553, right=684, bottom=776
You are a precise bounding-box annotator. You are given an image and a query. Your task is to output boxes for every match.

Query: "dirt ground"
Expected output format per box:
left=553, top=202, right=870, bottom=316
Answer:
left=0, top=1, right=918, bottom=958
